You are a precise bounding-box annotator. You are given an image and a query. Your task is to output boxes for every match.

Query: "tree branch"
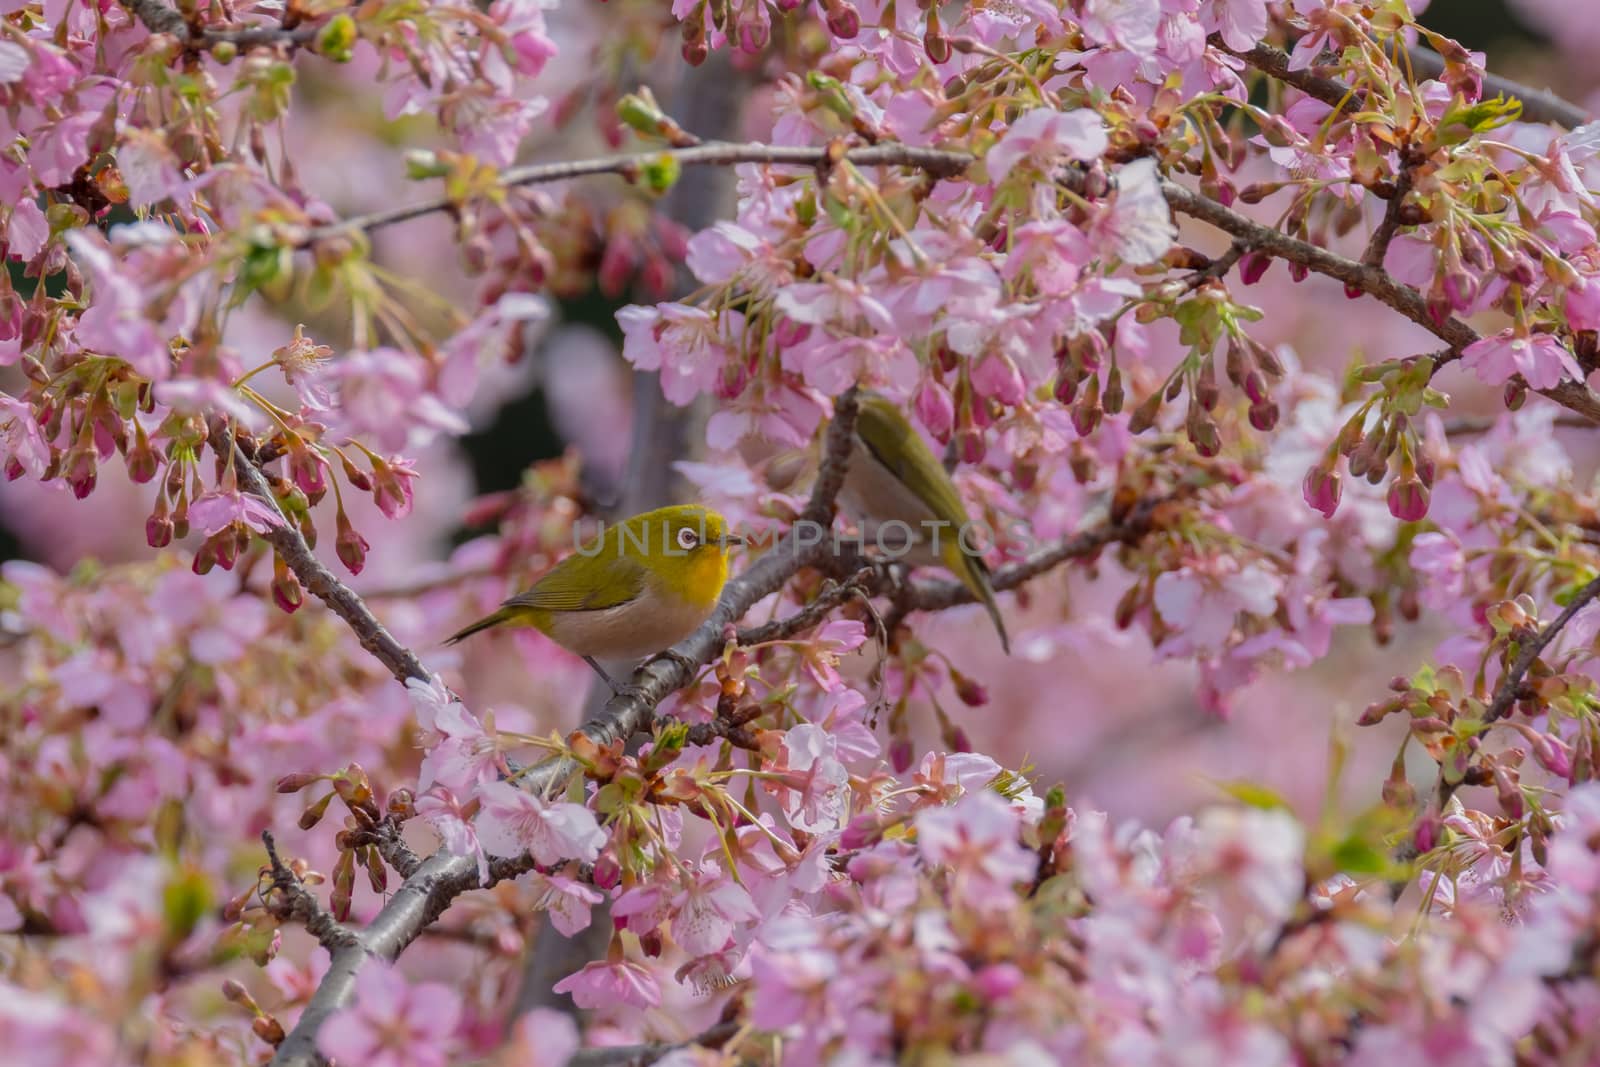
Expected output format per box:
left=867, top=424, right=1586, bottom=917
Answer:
left=1222, top=37, right=1590, bottom=129
left=1394, top=573, right=1600, bottom=878
left=1482, top=575, right=1600, bottom=726
left=261, top=832, right=357, bottom=953
left=124, top=0, right=323, bottom=49
left=1146, top=177, right=1600, bottom=425
left=1405, top=46, right=1589, bottom=130
left=215, top=428, right=430, bottom=685
left=303, top=144, right=971, bottom=246
left=267, top=389, right=863, bottom=1067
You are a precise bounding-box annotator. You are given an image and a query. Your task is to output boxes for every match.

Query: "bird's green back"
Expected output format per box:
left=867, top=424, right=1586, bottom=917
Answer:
left=853, top=393, right=973, bottom=531
left=851, top=393, right=1011, bottom=653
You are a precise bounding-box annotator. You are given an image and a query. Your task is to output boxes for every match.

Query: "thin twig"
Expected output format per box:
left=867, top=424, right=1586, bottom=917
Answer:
left=261, top=832, right=358, bottom=953
left=1483, top=575, right=1600, bottom=726
left=1396, top=574, right=1600, bottom=877
left=1144, top=177, right=1600, bottom=425
left=1363, top=149, right=1420, bottom=268
left=1441, top=412, right=1599, bottom=436
left=736, top=568, right=880, bottom=645
left=211, top=425, right=430, bottom=685
left=305, top=146, right=970, bottom=245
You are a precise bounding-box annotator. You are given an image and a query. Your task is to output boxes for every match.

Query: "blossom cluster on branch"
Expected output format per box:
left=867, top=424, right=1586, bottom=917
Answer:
left=5, top=0, right=1600, bottom=1065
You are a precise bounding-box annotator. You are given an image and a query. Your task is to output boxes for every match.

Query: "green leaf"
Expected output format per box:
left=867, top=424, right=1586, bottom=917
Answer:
left=1210, top=778, right=1290, bottom=810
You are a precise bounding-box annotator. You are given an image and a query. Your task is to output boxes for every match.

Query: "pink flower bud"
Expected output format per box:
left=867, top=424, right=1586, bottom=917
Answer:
left=273, top=569, right=304, bottom=614
left=737, top=12, right=769, bottom=53
left=65, top=447, right=96, bottom=500
left=1386, top=477, right=1429, bottom=522
left=592, top=850, right=621, bottom=890
left=372, top=458, right=417, bottom=520
left=335, top=510, right=369, bottom=575
left=289, top=445, right=327, bottom=496
left=1413, top=812, right=1441, bottom=854
left=914, top=379, right=955, bottom=441
left=146, top=512, right=174, bottom=548
left=957, top=428, right=985, bottom=465
left=890, top=737, right=914, bottom=774
left=825, top=1, right=860, bottom=38
left=951, top=670, right=988, bottom=707
left=1302, top=464, right=1342, bottom=518
left=973, top=962, right=1024, bottom=1001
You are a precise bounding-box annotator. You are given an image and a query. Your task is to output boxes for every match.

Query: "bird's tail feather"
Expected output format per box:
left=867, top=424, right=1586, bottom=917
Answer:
left=948, top=547, right=1011, bottom=655
left=444, top=606, right=517, bottom=646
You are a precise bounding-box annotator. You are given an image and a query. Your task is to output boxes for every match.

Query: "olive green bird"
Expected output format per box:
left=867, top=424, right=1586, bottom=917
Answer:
left=445, top=505, right=746, bottom=693
left=836, top=392, right=1011, bottom=654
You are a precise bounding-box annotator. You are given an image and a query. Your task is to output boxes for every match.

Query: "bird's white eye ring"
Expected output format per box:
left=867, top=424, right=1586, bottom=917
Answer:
left=676, top=526, right=699, bottom=551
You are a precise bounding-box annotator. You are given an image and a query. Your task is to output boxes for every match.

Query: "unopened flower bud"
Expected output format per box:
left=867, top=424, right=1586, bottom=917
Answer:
left=221, top=979, right=257, bottom=1010
left=1127, top=390, right=1163, bottom=435
left=1302, top=463, right=1342, bottom=518
left=923, top=7, right=951, bottom=62
left=825, top=0, right=860, bottom=38
left=146, top=511, right=174, bottom=549
left=335, top=509, right=369, bottom=575
left=1102, top=366, right=1124, bottom=415
left=275, top=772, right=322, bottom=794
left=950, top=669, right=988, bottom=707
left=1387, top=477, right=1429, bottom=522
left=1248, top=401, right=1278, bottom=432
left=65, top=447, right=96, bottom=499
left=1186, top=408, right=1220, bottom=457
left=272, top=565, right=304, bottom=614
left=252, top=1015, right=286, bottom=1046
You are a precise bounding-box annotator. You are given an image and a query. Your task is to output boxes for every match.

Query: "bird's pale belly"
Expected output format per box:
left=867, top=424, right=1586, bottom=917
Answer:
left=545, top=592, right=716, bottom=661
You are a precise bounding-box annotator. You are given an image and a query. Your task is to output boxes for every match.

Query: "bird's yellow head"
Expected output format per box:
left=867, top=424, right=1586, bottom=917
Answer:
left=617, top=504, right=744, bottom=610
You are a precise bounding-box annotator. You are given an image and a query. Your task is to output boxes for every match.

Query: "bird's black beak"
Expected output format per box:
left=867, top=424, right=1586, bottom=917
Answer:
left=719, top=533, right=748, bottom=547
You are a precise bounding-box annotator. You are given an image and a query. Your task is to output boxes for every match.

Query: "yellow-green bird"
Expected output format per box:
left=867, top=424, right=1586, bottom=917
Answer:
left=446, top=505, right=745, bottom=693
left=837, top=392, right=1011, bottom=654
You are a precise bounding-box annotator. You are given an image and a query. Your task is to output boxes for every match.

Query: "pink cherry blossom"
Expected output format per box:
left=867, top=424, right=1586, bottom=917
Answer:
left=915, top=789, right=1037, bottom=894
left=474, top=781, right=605, bottom=864
left=185, top=488, right=285, bottom=536
left=1090, top=158, right=1178, bottom=265
left=551, top=958, right=662, bottom=1010
left=318, top=963, right=463, bottom=1067
left=986, top=107, right=1110, bottom=183
left=777, top=724, right=852, bottom=833
left=521, top=871, right=604, bottom=936
left=1459, top=330, right=1584, bottom=391
left=670, top=861, right=762, bottom=957
left=1153, top=561, right=1282, bottom=653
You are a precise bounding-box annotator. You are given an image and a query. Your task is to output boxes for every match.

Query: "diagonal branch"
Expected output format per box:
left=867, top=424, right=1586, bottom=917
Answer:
left=212, top=426, right=430, bottom=685
left=1147, top=177, right=1600, bottom=425
left=1222, top=37, right=1590, bottom=129
left=266, top=390, right=862, bottom=1067
left=261, top=832, right=358, bottom=954
left=1483, top=575, right=1600, bottom=726
left=1396, top=573, right=1600, bottom=876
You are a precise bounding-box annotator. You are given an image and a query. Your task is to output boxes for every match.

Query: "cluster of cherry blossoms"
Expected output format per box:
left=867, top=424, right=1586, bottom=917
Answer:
left=8, top=0, right=1600, bottom=1064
